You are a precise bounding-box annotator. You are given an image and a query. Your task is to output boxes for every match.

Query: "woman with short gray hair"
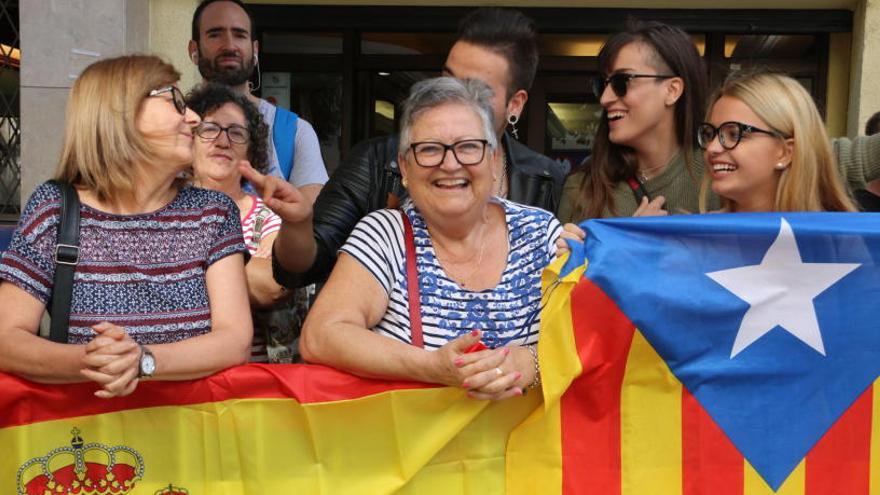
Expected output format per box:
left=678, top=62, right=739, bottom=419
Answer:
left=300, top=77, right=561, bottom=400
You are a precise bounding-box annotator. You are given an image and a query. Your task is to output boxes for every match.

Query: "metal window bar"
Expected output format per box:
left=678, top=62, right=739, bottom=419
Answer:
left=0, top=0, right=21, bottom=221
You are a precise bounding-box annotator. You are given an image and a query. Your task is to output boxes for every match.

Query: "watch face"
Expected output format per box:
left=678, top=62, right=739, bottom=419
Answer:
left=141, top=352, right=156, bottom=376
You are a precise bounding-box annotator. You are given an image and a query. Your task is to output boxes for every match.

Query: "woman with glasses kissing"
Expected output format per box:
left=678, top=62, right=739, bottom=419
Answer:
left=188, top=82, right=304, bottom=364
left=698, top=71, right=856, bottom=213
left=298, top=77, right=561, bottom=400
left=0, top=55, right=252, bottom=397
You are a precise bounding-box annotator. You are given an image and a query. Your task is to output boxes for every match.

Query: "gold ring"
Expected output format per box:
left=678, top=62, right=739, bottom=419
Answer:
left=495, top=367, right=503, bottom=377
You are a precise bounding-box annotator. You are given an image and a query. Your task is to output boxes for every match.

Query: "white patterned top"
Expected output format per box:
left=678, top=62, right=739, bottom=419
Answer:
left=340, top=198, right=561, bottom=349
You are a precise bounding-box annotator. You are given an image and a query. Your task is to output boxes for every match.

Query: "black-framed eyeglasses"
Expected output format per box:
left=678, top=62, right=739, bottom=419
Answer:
left=697, top=121, right=782, bottom=150
left=591, top=73, right=677, bottom=99
left=409, top=139, right=489, bottom=167
left=148, top=86, right=187, bottom=115
left=194, top=122, right=251, bottom=145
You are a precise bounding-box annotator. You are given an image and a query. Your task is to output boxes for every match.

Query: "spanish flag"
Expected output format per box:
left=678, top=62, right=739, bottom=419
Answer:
left=1, top=365, right=539, bottom=494
left=509, top=212, right=880, bottom=494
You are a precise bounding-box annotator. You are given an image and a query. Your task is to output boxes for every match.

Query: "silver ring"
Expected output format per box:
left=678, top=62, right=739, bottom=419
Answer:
left=494, top=367, right=503, bottom=377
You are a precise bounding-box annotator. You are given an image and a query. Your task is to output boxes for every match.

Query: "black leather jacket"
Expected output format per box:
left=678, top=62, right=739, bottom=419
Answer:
left=274, top=132, right=566, bottom=288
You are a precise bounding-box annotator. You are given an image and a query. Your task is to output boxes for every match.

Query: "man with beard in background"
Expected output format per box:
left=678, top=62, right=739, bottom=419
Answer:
left=188, top=0, right=327, bottom=204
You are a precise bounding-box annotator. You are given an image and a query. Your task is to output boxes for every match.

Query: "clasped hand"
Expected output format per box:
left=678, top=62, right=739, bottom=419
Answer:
left=80, top=322, right=141, bottom=398
left=433, top=330, right=530, bottom=401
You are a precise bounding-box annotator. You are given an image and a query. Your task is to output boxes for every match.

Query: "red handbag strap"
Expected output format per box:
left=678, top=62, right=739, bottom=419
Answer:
left=401, top=210, right=424, bottom=348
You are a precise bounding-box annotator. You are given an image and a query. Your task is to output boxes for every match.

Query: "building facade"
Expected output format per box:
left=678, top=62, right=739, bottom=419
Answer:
left=13, top=0, right=880, bottom=205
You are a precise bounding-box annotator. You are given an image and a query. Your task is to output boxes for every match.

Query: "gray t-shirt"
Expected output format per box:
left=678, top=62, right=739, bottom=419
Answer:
left=257, top=99, right=329, bottom=187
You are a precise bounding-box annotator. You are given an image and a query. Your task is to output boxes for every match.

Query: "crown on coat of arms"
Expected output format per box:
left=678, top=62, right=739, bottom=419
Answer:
left=154, top=484, right=189, bottom=495
left=16, top=427, right=145, bottom=495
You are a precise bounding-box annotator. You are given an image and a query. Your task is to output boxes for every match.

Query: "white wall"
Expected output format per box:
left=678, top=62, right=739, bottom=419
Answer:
left=19, top=0, right=149, bottom=201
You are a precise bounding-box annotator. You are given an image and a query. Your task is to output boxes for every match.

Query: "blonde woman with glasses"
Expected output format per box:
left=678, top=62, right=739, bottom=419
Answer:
left=698, top=71, right=857, bottom=213
left=0, top=55, right=251, bottom=397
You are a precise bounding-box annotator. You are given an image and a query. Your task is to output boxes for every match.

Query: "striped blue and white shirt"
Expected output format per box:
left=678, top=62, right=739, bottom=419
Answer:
left=340, top=198, right=562, bottom=350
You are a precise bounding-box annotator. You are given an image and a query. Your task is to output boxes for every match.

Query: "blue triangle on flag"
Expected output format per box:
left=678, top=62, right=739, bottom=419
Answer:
left=578, top=212, right=880, bottom=490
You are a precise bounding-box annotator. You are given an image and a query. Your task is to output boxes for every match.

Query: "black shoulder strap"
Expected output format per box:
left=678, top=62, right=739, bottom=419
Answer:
left=48, top=180, right=81, bottom=343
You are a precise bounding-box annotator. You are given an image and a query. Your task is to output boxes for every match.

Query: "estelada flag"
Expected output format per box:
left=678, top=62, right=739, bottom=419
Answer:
left=508, top=213, right=880, bottom=494
left=0, top=364, right=540, bottom=494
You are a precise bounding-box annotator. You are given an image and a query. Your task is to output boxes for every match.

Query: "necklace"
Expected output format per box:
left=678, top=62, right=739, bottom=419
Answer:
left=432, top=222, right=490, bottom=289
left=638, top=148, right=680, bottom=182
left=495, top=154, right=508, bottom=197
left=638, top=162, right=666, bottom=182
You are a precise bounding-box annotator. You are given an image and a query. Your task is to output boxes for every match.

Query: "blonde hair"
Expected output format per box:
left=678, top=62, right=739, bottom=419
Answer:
left=54, top=55, right=181, bottom=204
left=700, top=71, right=856, bottom=212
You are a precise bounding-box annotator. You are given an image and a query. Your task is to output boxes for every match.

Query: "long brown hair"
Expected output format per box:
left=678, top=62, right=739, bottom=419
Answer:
left=54, top=55, right=181, bottom=204
left=700, top=71, right=857, bottom=212
left=573, top=21, right=707, bottom=219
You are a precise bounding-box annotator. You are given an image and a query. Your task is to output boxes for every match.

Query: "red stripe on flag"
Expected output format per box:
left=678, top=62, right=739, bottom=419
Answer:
left=681, top=389, right=743, bottom=495
left=561, top=279, right=636, bottom=495
left=805, top=385, right=873, bottom=495
left=0, top=364, right=435, bottom=428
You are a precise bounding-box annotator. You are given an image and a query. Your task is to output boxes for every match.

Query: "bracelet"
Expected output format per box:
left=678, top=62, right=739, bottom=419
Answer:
left=526, top=344, right=541, bottom=390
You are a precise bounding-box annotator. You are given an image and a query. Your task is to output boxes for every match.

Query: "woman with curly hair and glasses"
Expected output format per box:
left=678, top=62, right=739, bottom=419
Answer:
left=188, top=82, right=304, bottom=363
left=0, top=55, right=252, bottom=397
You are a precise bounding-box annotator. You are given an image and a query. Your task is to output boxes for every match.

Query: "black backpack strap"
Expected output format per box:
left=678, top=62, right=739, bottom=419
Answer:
left=48, top=180, right=81, bottom=343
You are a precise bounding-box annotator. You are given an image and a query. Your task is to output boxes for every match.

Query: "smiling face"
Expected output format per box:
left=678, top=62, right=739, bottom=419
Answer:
left=400, top=102, right=497, bottom=220
left=703, top=95, right=792, bottom=212
left=193, top=102, right=249, bottom=188
left=136, top=86, right=200, bottom=171
left=599, top=41, right=679, bottom=149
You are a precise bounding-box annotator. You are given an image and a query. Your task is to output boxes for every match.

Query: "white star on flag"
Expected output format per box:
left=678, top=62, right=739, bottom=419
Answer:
left=706, top=218, right=860, bottom=358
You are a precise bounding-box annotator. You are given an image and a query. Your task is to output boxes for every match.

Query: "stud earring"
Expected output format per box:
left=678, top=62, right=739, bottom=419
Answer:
left=402, top=177, right=408, bottom=188
left=507, top=114, right=520, bottom=140
left=775, top=162, right=787, bottom=170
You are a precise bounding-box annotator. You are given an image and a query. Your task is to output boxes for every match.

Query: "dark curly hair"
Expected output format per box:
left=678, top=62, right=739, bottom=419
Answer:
left=186, top=82, right=269, bottom=177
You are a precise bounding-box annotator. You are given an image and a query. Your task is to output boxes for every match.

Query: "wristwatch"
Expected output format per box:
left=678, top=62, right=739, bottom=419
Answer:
left=138, top=345, right=156, bottom=378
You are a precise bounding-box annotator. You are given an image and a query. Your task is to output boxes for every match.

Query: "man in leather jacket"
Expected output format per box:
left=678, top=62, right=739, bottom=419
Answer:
left=254, top=8, right=566, bottom=289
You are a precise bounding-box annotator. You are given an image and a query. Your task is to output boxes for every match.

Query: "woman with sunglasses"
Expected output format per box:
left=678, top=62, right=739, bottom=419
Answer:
left=0, top=55, right=252, bottom=397
left=557, top=21, right=880, bottom=225
left=296, top=77, right=561, bottom=400
left=188, top=82, right=303, bottom=363
left=557, top=20, right=710, bottom=222
left=698, top=71, right=856, bottom=213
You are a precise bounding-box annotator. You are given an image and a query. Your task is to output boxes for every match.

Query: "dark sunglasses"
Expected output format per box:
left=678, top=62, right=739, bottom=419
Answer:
left=591, top=73, right=676, bottom=99
left=697, top=121, right=782, bottom=150
left=148, top=86, right=187, bottom=115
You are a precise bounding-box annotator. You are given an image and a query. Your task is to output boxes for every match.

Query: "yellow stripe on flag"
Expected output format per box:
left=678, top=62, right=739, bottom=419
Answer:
left=620, top=330, right=682, bottom=495
left=4, top=386, right=538, bottom=494
left=508, top=255, right=584, bottom=495
left=744, top=458, right=805, bottom=495
left=539, top=255, right=587, bottom=404
left=871, top=378, right=880, bottom=495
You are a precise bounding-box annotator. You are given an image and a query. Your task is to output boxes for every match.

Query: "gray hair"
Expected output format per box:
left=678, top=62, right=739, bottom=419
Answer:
left=398, top=77, right=498, bottom=153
